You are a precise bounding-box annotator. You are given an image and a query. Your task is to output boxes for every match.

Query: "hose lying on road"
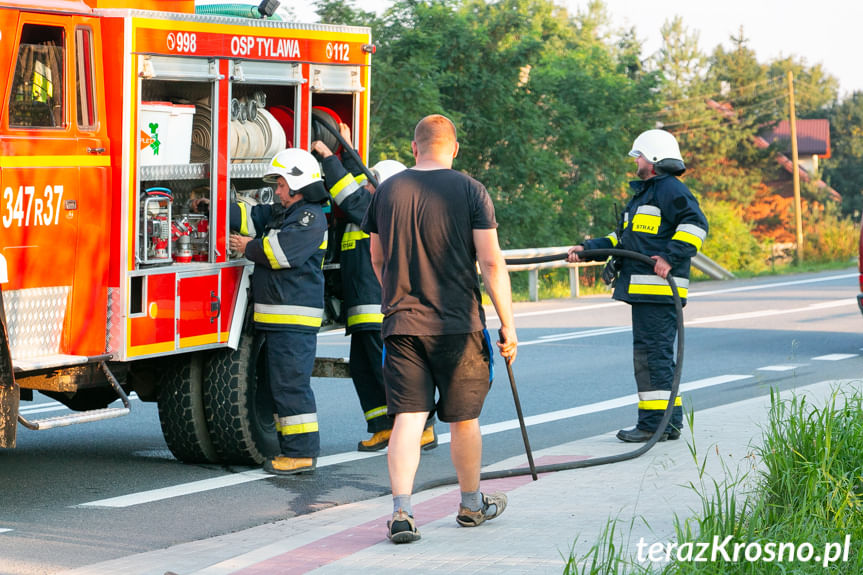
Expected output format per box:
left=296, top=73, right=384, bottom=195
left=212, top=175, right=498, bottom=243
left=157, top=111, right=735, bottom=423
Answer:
left=415, top=248, right=684, bottom=491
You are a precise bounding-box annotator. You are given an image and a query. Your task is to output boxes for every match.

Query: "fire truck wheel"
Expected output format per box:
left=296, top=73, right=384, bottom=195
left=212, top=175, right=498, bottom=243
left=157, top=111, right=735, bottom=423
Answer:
left=204, top=331, right=280, bottom=465
left=157, top=352, right=220, bottom=464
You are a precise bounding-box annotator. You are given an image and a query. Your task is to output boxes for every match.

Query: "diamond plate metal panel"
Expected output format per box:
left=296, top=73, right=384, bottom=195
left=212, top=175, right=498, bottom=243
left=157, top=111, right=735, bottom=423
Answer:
left=106, top=287, right=123, bottom=356
left=139, top=163, right=208, bottom=181
left=5, top=287, right=70, bottom=359
left=229, top=162, right=268, bottom=179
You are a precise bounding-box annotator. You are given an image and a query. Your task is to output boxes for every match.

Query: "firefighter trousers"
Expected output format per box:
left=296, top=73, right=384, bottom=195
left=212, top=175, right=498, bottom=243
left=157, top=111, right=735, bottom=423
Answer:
left=349, top=329, right=392, bottom=433
left=264, top=330, right=320, bottom=458
left=631, top=302, right=683, bottom=433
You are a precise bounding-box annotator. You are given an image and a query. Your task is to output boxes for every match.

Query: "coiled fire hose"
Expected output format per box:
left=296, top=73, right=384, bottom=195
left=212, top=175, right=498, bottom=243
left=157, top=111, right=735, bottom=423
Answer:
left=416, top=248, right=684, bottom=490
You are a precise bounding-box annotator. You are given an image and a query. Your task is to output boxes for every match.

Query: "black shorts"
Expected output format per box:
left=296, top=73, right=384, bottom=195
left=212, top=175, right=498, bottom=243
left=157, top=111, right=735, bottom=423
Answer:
left=383, top=331, right=491, bottom=422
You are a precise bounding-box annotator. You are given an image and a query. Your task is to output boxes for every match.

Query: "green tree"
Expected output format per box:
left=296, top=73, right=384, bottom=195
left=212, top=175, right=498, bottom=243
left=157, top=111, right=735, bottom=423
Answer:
left=650, top=22, right=766, bottom=206
left=339, top=0, right=656, bottom=247
left=311, top=0, right=853, bottom=267
left=313, top=0, right=377, bottom=25
left=768, top=56, right=839, bottom=117
left=824, top=91, right=863, bottom=217
left=695, top=29, right=775, bottom=205
left=654, top=16, right=705, bottom=102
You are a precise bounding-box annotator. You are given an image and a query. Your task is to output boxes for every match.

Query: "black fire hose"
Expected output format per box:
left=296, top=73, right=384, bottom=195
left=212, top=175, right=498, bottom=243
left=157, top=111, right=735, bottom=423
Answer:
left=415, top=248, right=684, bottom=490
left=313, top=117, right=380, bottom=188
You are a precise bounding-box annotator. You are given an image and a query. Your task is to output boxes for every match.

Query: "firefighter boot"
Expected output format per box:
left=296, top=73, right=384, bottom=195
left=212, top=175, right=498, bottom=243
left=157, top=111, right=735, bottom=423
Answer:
left=357, top=424, right=438, bottom=452
left=358, top=429, right=392, bottom=452
left=420, top=424, right=438, bottom=451
left=263, top=456, right=316, bottom=475
left=616, top=427, right=669, bottom=443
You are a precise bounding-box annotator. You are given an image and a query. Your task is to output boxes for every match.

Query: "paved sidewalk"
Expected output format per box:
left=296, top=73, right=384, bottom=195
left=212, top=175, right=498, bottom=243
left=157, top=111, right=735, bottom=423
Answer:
left=59, top=379, right=857, bottom=575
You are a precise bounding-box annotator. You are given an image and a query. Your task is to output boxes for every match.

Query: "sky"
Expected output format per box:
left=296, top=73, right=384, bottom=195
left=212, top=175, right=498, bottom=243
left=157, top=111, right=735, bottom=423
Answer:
left=284, top=0, right=863, bottom=98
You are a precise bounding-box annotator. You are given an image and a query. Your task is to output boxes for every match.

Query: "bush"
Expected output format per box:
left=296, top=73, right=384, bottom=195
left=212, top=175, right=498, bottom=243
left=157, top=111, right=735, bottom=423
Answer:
left=698, top=198, right=768, bottom=275
left=802, top=202, right=859, bottom=262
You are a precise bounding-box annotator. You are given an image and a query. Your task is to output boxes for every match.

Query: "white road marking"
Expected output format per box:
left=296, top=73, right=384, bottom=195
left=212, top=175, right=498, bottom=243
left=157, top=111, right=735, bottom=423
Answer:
left=483, top=272, right=859, bottom=324
left=0, top=528, right=13, bottom=534
left=318, top=328, right=346, bottom=337
left=73, top=374, right=750, bottom=509
left=75, top=451, right=383, bottom=509
left=812, top=353, right=859, bottom=361
left=691, top=273, right=858, bottom=297
left=757, top=365, right=805, bottom=372
left=19, top=404, right=69, bottom=415
left=76, top=470, right=272, bottom=508
left=687, top=300, right=856, bottom=326
left=510, top=301, right=623, bottom=319
left=518, top=299, right=857, bottom=347
left=462, top=374, right=753, bottom=438
left=529, top=326, right=630, bottom=345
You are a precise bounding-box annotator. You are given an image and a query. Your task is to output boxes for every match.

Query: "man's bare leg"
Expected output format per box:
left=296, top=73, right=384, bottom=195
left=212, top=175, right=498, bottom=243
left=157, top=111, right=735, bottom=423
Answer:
left=388, top=411, right=428, bottom=497
left=449, top=418, right=482, bottom=492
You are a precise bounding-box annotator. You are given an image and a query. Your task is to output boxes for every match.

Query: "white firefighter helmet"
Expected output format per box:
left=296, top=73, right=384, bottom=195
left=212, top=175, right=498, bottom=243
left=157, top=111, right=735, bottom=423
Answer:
left=628, top=129, right=686, bottom=175
left=263, top=148, right=322, bottom=188
left=371, top=159, right=407, bottom=185
left=263, top=148, right=328, bottom=202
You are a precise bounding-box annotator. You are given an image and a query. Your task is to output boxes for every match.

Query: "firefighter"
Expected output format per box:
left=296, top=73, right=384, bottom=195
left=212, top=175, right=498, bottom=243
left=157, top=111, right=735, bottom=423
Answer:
left=32, top=60, right=53, bottom=103
left=229, top=148, right=329, bottom=475
left=567, top=129, right=708, bottom=442
left=311, top=132, right=437, bottom=452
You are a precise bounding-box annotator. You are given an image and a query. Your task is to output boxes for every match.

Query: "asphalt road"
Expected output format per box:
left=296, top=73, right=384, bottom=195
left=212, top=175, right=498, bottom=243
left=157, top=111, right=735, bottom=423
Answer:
left=1, top=268, right=860, bottom=574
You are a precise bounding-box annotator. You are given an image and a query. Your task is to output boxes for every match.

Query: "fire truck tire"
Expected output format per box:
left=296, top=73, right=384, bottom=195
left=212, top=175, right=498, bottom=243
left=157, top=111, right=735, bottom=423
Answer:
left=204, top=331, right=279, bottom=465
left=157, top=352, right=220, bottom=464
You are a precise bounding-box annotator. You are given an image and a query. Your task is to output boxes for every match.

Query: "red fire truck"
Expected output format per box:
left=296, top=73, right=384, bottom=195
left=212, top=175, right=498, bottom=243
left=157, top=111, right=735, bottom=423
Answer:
left=0, top=0, right=369, bottom=464
left=857, top=211, right=862, bottom=318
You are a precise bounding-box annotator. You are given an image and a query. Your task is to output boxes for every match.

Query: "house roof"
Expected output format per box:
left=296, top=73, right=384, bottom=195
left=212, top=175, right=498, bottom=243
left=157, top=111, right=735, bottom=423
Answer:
left=763, top=119, right=831, bottom=158
left=753, top=136, right=841, bottom=202
left=700, top=100, right=839, bottom=201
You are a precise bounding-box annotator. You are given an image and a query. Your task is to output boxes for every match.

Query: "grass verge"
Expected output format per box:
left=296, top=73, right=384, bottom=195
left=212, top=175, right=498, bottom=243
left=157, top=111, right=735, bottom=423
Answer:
left=563, top=385, right=863, bottom=574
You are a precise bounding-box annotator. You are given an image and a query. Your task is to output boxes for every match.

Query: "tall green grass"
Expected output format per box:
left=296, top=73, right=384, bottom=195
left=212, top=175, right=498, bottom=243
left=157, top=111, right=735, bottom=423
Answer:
left=563, top=386, right=863, bottom=574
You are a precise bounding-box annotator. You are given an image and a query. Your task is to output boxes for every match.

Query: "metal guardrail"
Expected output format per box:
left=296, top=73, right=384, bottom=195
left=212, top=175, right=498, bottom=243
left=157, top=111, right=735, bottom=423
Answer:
left=692, top=252, right=736, bottom=280
left=501, top=246, right=733, bottom=301
left=502, top=246, right=602, bottom=301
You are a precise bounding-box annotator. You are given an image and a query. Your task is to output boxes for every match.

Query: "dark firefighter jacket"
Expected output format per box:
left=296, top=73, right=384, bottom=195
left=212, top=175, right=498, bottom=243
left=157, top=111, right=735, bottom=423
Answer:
left=230, top=199, right=328, bottom=332
left=320, top=154, right=383, bottom=334
left=582, top=174, right=708, bottom=305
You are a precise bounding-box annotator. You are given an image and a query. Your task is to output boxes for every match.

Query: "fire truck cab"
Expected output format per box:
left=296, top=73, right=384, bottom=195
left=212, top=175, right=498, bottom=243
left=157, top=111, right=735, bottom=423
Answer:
left=0, top=0, right=370, bottom=464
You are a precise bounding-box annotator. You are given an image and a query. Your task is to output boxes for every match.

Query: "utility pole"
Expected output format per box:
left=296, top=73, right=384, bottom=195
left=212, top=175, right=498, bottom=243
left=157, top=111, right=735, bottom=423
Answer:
left=787, top=70, right=803, bottom=262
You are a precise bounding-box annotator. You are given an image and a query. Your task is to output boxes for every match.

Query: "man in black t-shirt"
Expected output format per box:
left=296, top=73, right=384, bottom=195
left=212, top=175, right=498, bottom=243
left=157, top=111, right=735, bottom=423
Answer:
left=362, top=114, right=518, bottom=544
left=312, top=134, right=437, bottom=453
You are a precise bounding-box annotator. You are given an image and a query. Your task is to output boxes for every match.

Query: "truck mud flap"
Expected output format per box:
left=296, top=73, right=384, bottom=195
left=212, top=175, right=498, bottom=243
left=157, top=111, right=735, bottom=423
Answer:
left=0, top=286, right=19, bottom=448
